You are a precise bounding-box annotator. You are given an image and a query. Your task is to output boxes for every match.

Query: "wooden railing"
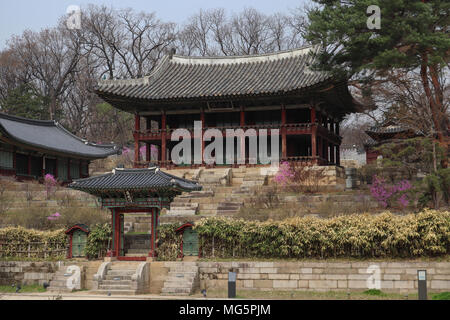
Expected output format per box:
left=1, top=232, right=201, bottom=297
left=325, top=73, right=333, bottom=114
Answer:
left=135, top=156, right=331, bottom=169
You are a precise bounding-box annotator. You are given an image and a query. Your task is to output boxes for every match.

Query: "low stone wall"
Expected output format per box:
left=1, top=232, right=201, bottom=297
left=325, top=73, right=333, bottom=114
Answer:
left=199, top=261, right=450, bottom=293
left=0, top=261, right=58, bottom=286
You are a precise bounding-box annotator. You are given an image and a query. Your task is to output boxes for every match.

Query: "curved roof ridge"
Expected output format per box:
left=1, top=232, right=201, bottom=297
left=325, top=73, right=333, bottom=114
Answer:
left=171, top=45, right=318, bottom=65
left=53, top=122, right=117, bottom=149
left=0, top=112, right=56, bottom=127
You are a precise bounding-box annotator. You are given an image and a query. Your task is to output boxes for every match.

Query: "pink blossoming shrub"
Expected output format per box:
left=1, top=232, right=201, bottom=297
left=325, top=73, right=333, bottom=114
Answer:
left=47, top=212, right=61, bottom=221
left=44, top=174, right=58, bottom=199
left=274, top=162, right=295, bottom=186
left=370, top=175, right=412, bottom=208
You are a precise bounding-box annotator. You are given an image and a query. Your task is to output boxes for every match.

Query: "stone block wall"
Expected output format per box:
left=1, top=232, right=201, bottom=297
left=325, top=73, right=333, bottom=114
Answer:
left=198, top=261, right=450, bottom=293
left=0, top=261, right=59, bottom=286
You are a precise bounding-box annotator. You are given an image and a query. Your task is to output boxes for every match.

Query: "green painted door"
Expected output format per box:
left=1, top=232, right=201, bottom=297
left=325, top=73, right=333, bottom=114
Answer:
left=183, top=228, right=199, bottom=256
left=72, top=230, right=87, bottom=257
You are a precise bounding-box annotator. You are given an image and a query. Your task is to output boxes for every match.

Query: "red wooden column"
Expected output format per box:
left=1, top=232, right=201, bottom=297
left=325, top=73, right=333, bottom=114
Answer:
left=281, top=105, right=287, bottom=159
left=324, top=139, right=329, bottom=164
left=149, top=208, right=157, bottom=257
left=110, top=208, right=116, bottom=257
left=239, top=106, right=246, bottom=163
left=114, top=209, right=121, bottom=257
left=161, top=112, right=167, bottom=166
left=134, top=115, right=141, bottom=167
left=201, top=109, right=205, bottom=165
left=310, top=107, right=317, bottom=161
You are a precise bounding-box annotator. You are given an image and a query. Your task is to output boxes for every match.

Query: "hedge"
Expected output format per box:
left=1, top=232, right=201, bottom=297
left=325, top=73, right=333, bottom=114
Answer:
left=0, top=227, right=66, bottom=259
left=193, top=209, right=450, bottom=259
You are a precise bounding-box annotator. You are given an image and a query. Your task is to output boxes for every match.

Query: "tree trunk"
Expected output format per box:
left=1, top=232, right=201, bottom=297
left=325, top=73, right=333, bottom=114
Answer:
left=420, top=54, right=448, bottom=168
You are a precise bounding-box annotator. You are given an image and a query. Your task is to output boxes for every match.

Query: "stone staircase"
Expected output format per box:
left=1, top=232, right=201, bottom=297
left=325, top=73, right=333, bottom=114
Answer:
left=160, top=167, right=271, bottom=220
left=198, top=168, right=231, bottom=186
left=47, top=265, right=74, bottom=293
left=161, top=262, right=199, bottom=296
left=92, top=261, right=149, bottom=295
left=167, top=199, right=199, bottom=216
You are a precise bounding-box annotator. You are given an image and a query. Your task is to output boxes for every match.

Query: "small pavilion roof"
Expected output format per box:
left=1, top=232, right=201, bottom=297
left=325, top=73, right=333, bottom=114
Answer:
left=0, top=113, right=119, bottom=159
left=68, top=167, right=202, bottom=197
left=365, top=123, right=422, bottom=143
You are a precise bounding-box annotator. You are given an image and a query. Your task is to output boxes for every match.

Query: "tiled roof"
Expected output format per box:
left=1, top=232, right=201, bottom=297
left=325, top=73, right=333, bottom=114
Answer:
left=365, top=125, right=411, bottom=134
left=0, top=113, right=119, bottom=159
left=96, top=45, right=331, bottom=101
left=68, top=167, right=202, bottom=194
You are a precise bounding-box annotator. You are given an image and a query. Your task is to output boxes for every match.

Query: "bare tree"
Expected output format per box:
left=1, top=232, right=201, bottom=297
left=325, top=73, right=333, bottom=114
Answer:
left=7, top=22, right=82, bottom=120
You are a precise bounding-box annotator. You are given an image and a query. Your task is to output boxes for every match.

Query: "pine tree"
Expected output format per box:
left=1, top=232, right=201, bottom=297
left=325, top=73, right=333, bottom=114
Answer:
left=305, top=0, right=449, bottom=166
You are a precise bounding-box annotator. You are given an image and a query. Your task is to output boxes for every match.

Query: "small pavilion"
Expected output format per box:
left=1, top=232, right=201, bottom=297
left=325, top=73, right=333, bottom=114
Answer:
left=68, top=167, right=201, bottom=261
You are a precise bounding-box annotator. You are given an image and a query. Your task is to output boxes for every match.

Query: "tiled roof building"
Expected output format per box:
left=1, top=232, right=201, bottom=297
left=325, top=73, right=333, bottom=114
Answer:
left=96, top=45, right=364, bottom=168
left=0, top=112, right=119, bottom=181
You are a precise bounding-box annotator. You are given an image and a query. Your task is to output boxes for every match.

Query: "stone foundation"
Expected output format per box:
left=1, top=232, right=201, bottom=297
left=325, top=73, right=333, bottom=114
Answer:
left=198, top=261, right=450, bottom=293
left=0, top=261, right=58, bottom=286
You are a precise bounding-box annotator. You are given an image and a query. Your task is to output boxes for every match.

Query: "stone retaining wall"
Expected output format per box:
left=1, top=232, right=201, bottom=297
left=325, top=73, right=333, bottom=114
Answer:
left=198, top=261, right=450, bottom=293
left=0, top=261, right=59, bottom=286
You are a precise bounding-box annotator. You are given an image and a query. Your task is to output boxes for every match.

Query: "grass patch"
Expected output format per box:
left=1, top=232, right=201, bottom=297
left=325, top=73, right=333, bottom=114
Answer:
left=193, top=289, right=419, bottom=300
left=0, top=284, right=46, bottom=293
left=363, top=289, right=387, bottom=297
left=432, top=292, right=450, bottom=300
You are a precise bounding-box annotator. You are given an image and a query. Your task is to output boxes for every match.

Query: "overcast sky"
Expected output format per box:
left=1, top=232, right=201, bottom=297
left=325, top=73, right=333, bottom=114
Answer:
left=0, top=0, right=308, bottom=49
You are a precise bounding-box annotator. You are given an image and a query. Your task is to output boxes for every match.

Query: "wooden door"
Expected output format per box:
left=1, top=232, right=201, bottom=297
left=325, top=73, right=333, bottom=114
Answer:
left=72, top=230, right=87, bottom=257
left=182, top=228, right=199, bottom=256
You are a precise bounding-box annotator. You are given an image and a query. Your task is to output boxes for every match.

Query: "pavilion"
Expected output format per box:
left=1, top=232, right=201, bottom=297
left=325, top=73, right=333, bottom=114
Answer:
left=95, top=45, right=363, bottom=168
left=68, top=167, right=202, bottom=261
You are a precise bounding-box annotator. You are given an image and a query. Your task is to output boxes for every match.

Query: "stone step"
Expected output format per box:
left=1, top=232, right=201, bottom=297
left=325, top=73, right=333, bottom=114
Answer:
left=163, top=281, right=193, bottom=288
left=170, top=201, right=198, bottom=207
left=106, top=270, right=136, bottom=276
left=92, top=289, right=137, bottom=296
left=167, top=209, right=197, bottom=216
left=167, top=271, right=198, bottom=278
left=168, top=269, right=198, bottom=274
left=99, top=284, right=133, bottom=290
left=125, top=254, right=148, bottom=257
left=109, top=264, right=139, bottom=270
left=101, top=280, right=132, bottom=286
left=104, top=275, right=132, bottom=281
left=161, top=287, right=192, bottom=295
